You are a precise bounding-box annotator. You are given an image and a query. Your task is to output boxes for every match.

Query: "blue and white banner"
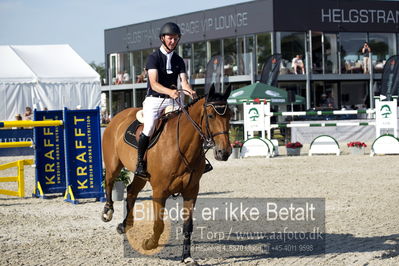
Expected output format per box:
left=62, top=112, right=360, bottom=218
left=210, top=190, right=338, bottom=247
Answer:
left=63, top=107, right=104, bottom=203
left=34, top=110, right=66, bottom=195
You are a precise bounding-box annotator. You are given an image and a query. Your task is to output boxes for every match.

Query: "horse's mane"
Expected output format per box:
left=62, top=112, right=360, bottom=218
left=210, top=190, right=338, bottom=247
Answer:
left=184, top=95, right=206, bottom=110
left=165, top=92, right=225, bottom=119
left=183, top=92, right=226, bottom=110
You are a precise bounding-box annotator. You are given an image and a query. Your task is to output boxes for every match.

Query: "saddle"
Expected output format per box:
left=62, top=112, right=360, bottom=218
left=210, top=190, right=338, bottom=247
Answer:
left=124, top=107, right=178, bottom=149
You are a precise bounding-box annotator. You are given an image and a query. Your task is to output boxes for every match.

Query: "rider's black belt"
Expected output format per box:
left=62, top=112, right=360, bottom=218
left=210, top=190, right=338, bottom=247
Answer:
left=147, top=94, right=170, bottom=99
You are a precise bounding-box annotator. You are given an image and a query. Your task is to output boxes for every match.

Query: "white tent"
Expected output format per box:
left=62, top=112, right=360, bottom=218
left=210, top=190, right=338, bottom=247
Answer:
left=0, top=44, right=100, bottom=121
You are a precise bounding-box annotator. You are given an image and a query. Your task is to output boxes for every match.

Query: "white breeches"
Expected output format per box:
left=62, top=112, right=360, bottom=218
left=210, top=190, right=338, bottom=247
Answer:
left=142, top=96, right=176, bottom=136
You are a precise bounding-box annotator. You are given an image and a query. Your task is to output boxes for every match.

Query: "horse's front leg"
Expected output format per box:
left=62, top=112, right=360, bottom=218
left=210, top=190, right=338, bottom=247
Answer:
left=116, top=175, right=147, bottom=234
left=142, top=190, right=167, bottom=250
left=181, top=185, right=199, bottom=265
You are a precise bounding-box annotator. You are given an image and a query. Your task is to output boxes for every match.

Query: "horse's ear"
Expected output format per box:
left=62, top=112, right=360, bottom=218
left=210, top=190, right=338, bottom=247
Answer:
left=223, top=84, right=232, bottom=100
left=207, top=83, right=216, bottom=100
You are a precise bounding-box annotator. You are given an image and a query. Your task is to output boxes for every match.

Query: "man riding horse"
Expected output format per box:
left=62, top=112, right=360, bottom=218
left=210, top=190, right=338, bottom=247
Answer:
left=135, top=22, right=211, bottom=180
left=102, top=22, right=232, bottom=263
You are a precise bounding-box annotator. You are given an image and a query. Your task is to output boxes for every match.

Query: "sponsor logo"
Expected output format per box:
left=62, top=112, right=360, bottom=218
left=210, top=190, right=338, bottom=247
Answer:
left=380, top=104, right=392, bottom=118
left=248, top=108, right=259, bottom=121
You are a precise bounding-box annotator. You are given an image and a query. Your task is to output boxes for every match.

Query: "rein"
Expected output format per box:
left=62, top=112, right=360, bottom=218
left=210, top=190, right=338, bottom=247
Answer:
left=175, top=96, right=229, bottom=171
left=176, top=97, right=213, bottom=147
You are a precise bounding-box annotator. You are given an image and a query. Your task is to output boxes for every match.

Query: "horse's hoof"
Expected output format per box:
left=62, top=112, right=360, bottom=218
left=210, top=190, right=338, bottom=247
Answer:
left=182, top=257, right=198, bottom=265
left=142, top=238, right=158, bottom=250
left=116, top=223, right=125, bottom=234
left=101, top=208, right=114, bottom=222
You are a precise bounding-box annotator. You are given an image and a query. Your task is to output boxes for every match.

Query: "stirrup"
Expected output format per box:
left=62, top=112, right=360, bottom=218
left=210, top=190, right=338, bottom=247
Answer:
left=134, top=161, right=150, bottom=180
left=134, top=170, right=150, bottom=181
left=204, top=163, right=213, bottom=174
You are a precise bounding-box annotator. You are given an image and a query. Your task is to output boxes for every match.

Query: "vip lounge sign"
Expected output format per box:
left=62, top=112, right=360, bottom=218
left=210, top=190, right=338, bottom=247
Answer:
left=375, top=99, right=398, bottom=137
left=244, top=103, right=265, bottom=131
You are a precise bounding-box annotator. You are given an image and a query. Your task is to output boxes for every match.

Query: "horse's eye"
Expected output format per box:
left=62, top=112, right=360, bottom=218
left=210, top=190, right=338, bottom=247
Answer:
left=208, top=114, right=215, bottom=119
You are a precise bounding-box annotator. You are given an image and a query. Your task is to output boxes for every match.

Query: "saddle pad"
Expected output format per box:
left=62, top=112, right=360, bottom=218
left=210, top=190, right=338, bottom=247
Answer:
left=123, top=120, right=164, bottom=150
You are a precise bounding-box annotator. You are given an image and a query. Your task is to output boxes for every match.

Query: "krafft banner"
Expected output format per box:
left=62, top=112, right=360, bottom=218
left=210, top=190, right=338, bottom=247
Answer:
left=34, top=110, right=66, bottom=196
left=63, top=107, right=104, bottom=203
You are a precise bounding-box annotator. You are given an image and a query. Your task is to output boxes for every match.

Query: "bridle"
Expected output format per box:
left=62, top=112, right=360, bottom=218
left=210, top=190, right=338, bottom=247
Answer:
left=176, top=96, right=229, bottom=148
left=202, top=100, right=230, bottom=147
left=175, top=95, right=229, bottom=171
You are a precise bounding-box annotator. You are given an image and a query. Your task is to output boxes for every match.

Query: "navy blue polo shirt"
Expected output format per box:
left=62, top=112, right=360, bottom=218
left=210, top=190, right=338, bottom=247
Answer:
left=145, top=49, right=186, bottom=97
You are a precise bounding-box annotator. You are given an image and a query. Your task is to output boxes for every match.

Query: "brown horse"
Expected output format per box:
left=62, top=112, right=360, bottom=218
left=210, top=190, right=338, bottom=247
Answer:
left=101, top=84, right=231, bottom=263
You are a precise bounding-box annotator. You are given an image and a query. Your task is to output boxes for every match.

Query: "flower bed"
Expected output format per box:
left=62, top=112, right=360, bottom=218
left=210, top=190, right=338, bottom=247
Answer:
left=347, top=141, right=367, bottom=155
left=231, top=140, right=243, bottom=148
left=347, top=141, right=367, bottom=148
left=286, top=142, right=302, bottom=156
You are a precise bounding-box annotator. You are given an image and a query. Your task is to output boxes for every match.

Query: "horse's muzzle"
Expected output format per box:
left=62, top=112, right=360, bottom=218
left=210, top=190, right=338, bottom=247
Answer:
left=214, top=147, right=231, bottom=161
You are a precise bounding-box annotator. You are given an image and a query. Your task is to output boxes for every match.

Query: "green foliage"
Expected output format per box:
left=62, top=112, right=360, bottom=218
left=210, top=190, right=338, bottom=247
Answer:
left=229, top=125, right=244, bottom=143
left=102, top=168, right=131, bottom=188
left=89, top=61, right=106, bottom=81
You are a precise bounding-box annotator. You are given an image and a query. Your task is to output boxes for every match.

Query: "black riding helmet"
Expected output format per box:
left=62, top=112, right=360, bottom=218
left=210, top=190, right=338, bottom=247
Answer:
left=159, top=22, right=181, bottom=52
left=159, top=22, right=181, bottom=38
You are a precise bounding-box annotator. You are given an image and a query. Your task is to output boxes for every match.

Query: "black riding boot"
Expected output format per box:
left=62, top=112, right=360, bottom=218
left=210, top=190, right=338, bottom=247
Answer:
left=134, top=133, right=150, bottom=180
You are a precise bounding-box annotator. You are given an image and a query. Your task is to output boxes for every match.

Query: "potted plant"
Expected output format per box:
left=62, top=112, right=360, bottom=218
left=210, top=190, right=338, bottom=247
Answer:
left=102, top=168, right=131, bottom=201
left=286, top=141, right=303, bottom=156
left=347, top=141, right=367, bottom=155
left=230, top=140, right=243, bottom=159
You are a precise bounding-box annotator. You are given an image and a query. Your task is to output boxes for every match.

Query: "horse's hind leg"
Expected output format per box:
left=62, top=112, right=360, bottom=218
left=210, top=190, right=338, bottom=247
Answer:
left=101, top=163, right=123, bottom=222
left=116, top=175, right=147, bottom=234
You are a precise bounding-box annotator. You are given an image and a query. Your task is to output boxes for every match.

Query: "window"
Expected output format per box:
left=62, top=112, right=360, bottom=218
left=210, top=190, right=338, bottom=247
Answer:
left=256, top=33, right=272, bottom=75
left=112, top=90, right=132, bottom=115
left=223, top=37, right=237, bottom=76
left=341, top=81, right=368, bottom=108
left=121, top=53, right=131, bottom=81
left=142, top=48, right=153, bottom=67
left=134, top=89, right=147, bottom=108
left=237, top=36, right=254, bottom=76
left=339, top=32, right=366, bottom=74
left=311, top=32, right=323, bottom=74
left=210, top=39, right=221, bottom=58
left=324, top=33, right=338, bottom=74
left=132, top=51, right=142, bottom=83
left=181, top=43, right=192, bottom=78
left=193, top=41, right=207, bottom=79
left=369, top=33, right=396, bottom=73
left=276, top=32, right=306, bottom=75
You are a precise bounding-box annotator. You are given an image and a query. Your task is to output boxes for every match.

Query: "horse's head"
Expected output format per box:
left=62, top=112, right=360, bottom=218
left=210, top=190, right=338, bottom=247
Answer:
left=204, top=84, right=232, bottom=161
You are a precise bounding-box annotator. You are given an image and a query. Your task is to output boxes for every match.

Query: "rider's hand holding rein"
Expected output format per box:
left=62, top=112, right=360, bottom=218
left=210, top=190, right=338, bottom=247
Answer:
left=147, top=69, right=179, bottom=99
left=180, top=73, right=197, bottom=100
left=183, top=88, right=198, bottom=100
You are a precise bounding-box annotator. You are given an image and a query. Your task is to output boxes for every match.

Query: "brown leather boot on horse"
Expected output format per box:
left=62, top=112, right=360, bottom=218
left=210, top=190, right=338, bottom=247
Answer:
left=134, top=133, right=150, bottom=180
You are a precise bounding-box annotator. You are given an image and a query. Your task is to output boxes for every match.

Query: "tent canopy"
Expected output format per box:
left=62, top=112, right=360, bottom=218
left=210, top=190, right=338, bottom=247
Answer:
left=227, top=82, right=305, bottom=105
left=0, top=45, right=99, bottom=83
left=0, top=45, right=101, bottom=121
